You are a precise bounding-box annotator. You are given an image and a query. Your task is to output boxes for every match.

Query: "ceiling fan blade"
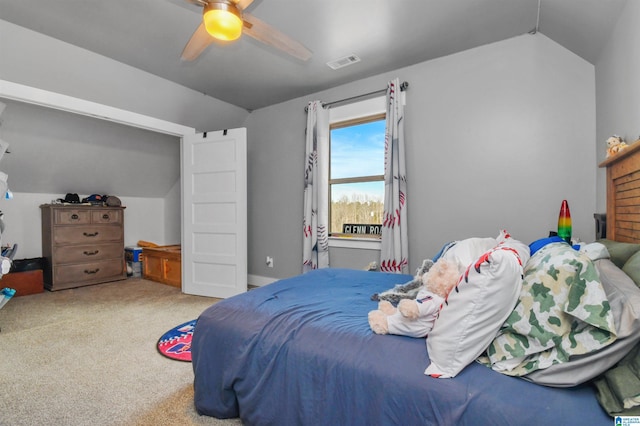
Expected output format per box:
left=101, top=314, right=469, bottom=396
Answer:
left=242, top=13, right=311, bottom=61
left=234, top=0, right=255, bottom=10
left=181, top=22, right=214, bottom=61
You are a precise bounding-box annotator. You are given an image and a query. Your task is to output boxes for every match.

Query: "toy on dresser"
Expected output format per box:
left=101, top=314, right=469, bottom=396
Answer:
left=606, top=135, right=628, bottom=158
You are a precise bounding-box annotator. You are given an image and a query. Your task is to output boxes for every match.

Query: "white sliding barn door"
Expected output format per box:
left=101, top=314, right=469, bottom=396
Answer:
left=182, top=129, right=247, bottom=298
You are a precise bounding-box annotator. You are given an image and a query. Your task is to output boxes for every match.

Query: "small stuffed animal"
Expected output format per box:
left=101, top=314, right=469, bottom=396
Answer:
left=606, top=135, right=628, bottom=158
left=368, top=259, right=460, bottom=338
left=370, top=258, right=434, bottom=304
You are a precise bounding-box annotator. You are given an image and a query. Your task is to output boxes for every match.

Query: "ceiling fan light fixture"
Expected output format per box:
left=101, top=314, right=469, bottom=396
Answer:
left=203, top=1, right=243, bottom=41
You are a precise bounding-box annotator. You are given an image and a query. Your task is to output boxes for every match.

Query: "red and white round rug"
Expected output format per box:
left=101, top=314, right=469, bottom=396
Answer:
left=157, top=319, right=196, bottom=362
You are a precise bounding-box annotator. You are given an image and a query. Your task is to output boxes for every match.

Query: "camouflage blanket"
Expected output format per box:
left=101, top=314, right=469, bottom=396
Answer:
left=481, top=242, right=617, bottom=376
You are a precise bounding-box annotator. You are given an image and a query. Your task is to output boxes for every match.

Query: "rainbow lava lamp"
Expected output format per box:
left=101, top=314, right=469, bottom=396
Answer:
left=557, top=199, right=572, bottom=243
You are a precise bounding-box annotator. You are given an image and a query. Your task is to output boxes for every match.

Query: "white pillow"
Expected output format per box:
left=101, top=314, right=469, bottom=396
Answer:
left=495, top=229, right=530, bottom=265
left=425, top=232, right=529, bottom=378
left=579, top=242, right=610, bottom=261
left=439, top=236, right=497, bottom=274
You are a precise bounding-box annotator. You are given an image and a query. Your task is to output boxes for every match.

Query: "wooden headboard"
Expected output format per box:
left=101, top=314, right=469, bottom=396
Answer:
left=599, top=139, right=640, bottom=243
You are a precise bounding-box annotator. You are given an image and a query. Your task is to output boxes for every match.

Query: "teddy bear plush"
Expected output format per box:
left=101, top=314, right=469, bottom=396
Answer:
left=368, top=258, right=460, bottom=338
left=606, top=135, right=628, bottom=158
left=370, top=258, right=434, bottom=304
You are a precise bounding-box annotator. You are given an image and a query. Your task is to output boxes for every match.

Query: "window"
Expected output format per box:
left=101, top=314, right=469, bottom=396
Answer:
left=329, top=111, right=385, bottom=240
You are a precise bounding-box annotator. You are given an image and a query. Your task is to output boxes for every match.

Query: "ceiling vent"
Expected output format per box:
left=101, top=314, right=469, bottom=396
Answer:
left=326, top=54, right=361, bottom=70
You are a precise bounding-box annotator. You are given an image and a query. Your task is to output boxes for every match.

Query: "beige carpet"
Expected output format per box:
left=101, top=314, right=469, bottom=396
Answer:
left=0, top=278, right=243, bottom=426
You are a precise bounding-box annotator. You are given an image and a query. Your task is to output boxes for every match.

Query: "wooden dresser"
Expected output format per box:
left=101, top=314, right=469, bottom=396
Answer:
left=599, top=139, right=640, bottom=243
left=40, top=204, right=127, bottom=291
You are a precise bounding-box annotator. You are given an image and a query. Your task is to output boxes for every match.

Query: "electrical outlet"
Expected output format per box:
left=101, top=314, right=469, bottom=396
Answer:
left=266, top=256, right=274, bottom=268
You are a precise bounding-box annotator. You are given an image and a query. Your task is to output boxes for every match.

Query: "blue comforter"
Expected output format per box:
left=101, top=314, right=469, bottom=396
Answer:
left=192, top=268, right=610, bottom=425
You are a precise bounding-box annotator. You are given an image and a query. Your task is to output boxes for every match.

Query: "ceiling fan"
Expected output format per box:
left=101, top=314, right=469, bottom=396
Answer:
left=181, top=0, right=312, bottom=61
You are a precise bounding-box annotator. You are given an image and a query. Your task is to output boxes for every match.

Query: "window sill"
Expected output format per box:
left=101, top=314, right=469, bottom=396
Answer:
left=328, top=236, right=381, bottom=250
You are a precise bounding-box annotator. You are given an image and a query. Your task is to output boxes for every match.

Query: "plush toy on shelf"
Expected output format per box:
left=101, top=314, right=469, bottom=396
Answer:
left=606, top=135, right=628, bottom=158
left=368, top=258, right=460, bottom=338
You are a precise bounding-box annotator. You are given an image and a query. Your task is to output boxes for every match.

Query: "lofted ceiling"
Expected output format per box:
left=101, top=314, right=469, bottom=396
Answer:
left=0, top=0, right=628, bottom=112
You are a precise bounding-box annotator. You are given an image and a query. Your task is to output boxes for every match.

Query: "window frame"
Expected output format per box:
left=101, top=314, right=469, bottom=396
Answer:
left=328, top=112, right=386, bottom=242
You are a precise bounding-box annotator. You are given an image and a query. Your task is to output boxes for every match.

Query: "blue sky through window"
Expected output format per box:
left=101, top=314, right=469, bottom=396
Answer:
left=330, top=119, right=385, bottom=202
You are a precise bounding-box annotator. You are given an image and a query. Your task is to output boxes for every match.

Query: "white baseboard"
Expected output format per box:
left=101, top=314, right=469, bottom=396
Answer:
left=248, top=274, right=278, bottom=287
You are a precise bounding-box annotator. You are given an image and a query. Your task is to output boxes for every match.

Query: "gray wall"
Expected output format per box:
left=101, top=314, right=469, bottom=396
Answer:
left=595, top=0, right=640, bottom=212
left=0, top=19, right=250, bottom=258
left=0, top=99, right=180, bottom=197
left=245, top=33, right=597, bottom=281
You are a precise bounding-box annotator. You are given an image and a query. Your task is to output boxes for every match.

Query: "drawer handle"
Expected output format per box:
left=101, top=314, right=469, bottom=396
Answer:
left=102, top=214, right=110, bottom=221
left=83, top=250, right=99, bottom=256
left=71, top=214, right=79, bottom=220
left=84, top=268, right=100, bottom=275
left=83, top=232, right=99, bottom=237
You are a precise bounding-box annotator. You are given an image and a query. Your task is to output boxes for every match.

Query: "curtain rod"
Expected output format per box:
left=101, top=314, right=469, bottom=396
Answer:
left=305, top=81, right=409, bottom=112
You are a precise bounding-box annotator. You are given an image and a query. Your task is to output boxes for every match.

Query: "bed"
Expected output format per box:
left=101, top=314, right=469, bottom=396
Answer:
left=192, top=143, right=640, bottom=425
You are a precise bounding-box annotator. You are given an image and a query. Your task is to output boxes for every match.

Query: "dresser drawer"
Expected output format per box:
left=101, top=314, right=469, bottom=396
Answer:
left=52, top=243, right=124, bottom=264
left=53, top=259, right=125, bottom=286
left=91, top=209, right=123, bottom=224
left=55, top=209, right=91, bottom=225
left=53, top=225, right=123, bottom=245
